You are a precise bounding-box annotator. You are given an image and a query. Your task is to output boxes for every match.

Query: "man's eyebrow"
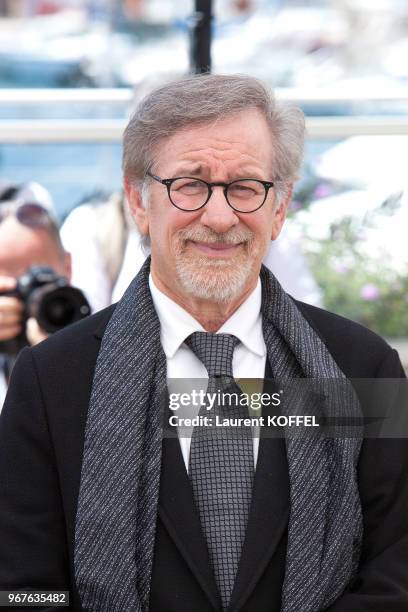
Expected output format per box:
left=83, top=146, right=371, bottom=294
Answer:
left=171, top=164, right=203, bottom=176
left=170, top=165, right=268, bottom=180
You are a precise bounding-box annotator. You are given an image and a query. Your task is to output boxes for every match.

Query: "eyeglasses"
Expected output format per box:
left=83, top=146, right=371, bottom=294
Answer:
left=0, top=201, right=55, bottom=229
left=147, top=172, right=274, bottom=213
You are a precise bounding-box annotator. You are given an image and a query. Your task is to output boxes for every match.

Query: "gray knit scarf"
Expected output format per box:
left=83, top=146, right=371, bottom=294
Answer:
left=75, top=257, right=363, bottom=612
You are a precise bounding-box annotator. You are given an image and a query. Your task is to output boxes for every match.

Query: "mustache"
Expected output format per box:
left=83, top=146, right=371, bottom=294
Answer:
left=176, top=226, right=254, bottom=246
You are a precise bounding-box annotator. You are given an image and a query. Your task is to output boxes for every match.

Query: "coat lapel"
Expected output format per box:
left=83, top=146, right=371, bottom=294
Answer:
left=158, top=434, right=221, bottom=609
left=229, top=370, right=289, bottom=609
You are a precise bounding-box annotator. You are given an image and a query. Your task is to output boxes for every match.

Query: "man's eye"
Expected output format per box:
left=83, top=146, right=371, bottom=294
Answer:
left=229, top=184, right=257, bottom=197
left=234, top=185, right=254, bottom=192
left=172, top=180, right=206, bottom=194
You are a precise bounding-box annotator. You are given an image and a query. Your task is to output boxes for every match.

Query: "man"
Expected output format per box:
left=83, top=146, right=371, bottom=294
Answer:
left=0, top=203, right=71, bottom=408
left=0, top=74, right=407, bottom=612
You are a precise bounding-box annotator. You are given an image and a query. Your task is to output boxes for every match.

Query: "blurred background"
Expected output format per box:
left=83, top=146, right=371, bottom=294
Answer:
left=0, top=0, right=407, bottom=361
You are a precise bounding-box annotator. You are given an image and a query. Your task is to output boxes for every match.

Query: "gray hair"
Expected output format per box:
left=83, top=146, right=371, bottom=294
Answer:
left=123, top=73, right=305, bottom=205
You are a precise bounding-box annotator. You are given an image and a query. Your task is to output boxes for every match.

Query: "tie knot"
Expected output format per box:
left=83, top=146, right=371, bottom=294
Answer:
left=185, top=332, right=240, bottom=378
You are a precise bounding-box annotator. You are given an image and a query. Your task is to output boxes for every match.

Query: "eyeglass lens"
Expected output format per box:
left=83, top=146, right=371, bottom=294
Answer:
left=168, top=178, right=267, bottom=212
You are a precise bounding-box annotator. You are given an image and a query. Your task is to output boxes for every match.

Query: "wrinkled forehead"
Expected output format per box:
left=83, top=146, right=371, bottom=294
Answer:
left=151, top=109, right=275, bottom=176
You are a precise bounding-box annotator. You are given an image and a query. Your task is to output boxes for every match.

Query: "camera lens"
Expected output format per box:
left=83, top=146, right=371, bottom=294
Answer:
left=44, top=294, right=76, bottom=327
left=30, top=285, right=91, bottom=333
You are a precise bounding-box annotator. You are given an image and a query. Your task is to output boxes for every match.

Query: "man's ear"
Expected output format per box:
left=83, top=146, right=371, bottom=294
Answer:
left=271, top=184, right=293, bottom=241
left=124, top=177, right=149, bottom=236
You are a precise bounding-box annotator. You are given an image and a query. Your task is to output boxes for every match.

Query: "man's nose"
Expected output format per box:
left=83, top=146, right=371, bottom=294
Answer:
left=200, top=186, right=239, bottom=233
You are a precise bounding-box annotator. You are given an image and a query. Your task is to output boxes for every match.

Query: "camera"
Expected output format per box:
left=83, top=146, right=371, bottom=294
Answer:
left=0, top=266, right=91, bottom=356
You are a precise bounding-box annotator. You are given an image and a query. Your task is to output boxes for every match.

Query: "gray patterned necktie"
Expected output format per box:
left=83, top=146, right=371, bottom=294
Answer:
left=186, top=332, right=254, bottom=610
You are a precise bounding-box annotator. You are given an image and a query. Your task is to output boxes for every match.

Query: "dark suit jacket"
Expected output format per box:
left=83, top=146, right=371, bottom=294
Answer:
left=0, top=301, right=407, bottom=611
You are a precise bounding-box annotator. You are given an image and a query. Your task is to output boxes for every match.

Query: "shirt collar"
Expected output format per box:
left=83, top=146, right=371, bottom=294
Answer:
left=149, top=275, right=205, bottom=358
left=218, top=279, right=265, bottom=357
left=149, top=275, right=266, bottom=359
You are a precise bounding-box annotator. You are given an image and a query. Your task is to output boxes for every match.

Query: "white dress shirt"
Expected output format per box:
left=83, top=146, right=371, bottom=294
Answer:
left=149, top=275, right=267, bottom=470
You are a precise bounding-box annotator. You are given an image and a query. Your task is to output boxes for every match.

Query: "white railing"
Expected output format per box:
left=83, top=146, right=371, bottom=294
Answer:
left=0, top=117, right=408, bottom=143
left=306, top=116, right=408, bottom=138
left=1, top=87, right=408, bottom=105
left=0, top=119, right=125, bottom=143
left=0, top=89, right=132, bottom=105
left=0, top=89, right=408, bottom=142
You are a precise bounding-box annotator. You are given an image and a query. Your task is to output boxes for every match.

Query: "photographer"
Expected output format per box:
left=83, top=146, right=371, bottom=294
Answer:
left=0, top=200, right=89, bottom=409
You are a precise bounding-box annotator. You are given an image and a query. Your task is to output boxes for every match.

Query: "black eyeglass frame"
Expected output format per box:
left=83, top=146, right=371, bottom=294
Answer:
left=146, top=171, right=275, bottom=213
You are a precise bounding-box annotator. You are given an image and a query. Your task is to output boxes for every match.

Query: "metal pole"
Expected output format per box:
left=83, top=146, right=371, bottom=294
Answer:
left=190, top=0, right=213, bottom=74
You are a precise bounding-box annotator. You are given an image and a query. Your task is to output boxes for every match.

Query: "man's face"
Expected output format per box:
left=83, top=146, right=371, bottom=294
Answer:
left=127, top=108, right=291, bottom=305
left=0, top=217, right=70, bottom=279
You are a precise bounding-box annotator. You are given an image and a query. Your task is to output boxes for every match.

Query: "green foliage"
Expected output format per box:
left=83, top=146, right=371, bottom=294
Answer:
left=305, top=214, right=408, bottom=337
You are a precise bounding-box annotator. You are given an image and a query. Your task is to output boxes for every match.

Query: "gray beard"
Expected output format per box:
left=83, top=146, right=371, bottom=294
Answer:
left=175, top=254, right=256, bottom=303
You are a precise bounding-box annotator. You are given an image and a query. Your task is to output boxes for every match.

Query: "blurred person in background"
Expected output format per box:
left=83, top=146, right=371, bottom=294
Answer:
left=0, top=183, right=89, bottom=409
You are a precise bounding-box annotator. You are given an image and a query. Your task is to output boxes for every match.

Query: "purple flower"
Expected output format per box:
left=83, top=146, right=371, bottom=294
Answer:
left=331, top=260, right=349, bottom=274
left=404, top=294, right=408, bottom=304
left=360, top=283, right=380, bottom=301
left=313, top=183, right=331, bottom=199
left=290, top=199, right=302, bottom=212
